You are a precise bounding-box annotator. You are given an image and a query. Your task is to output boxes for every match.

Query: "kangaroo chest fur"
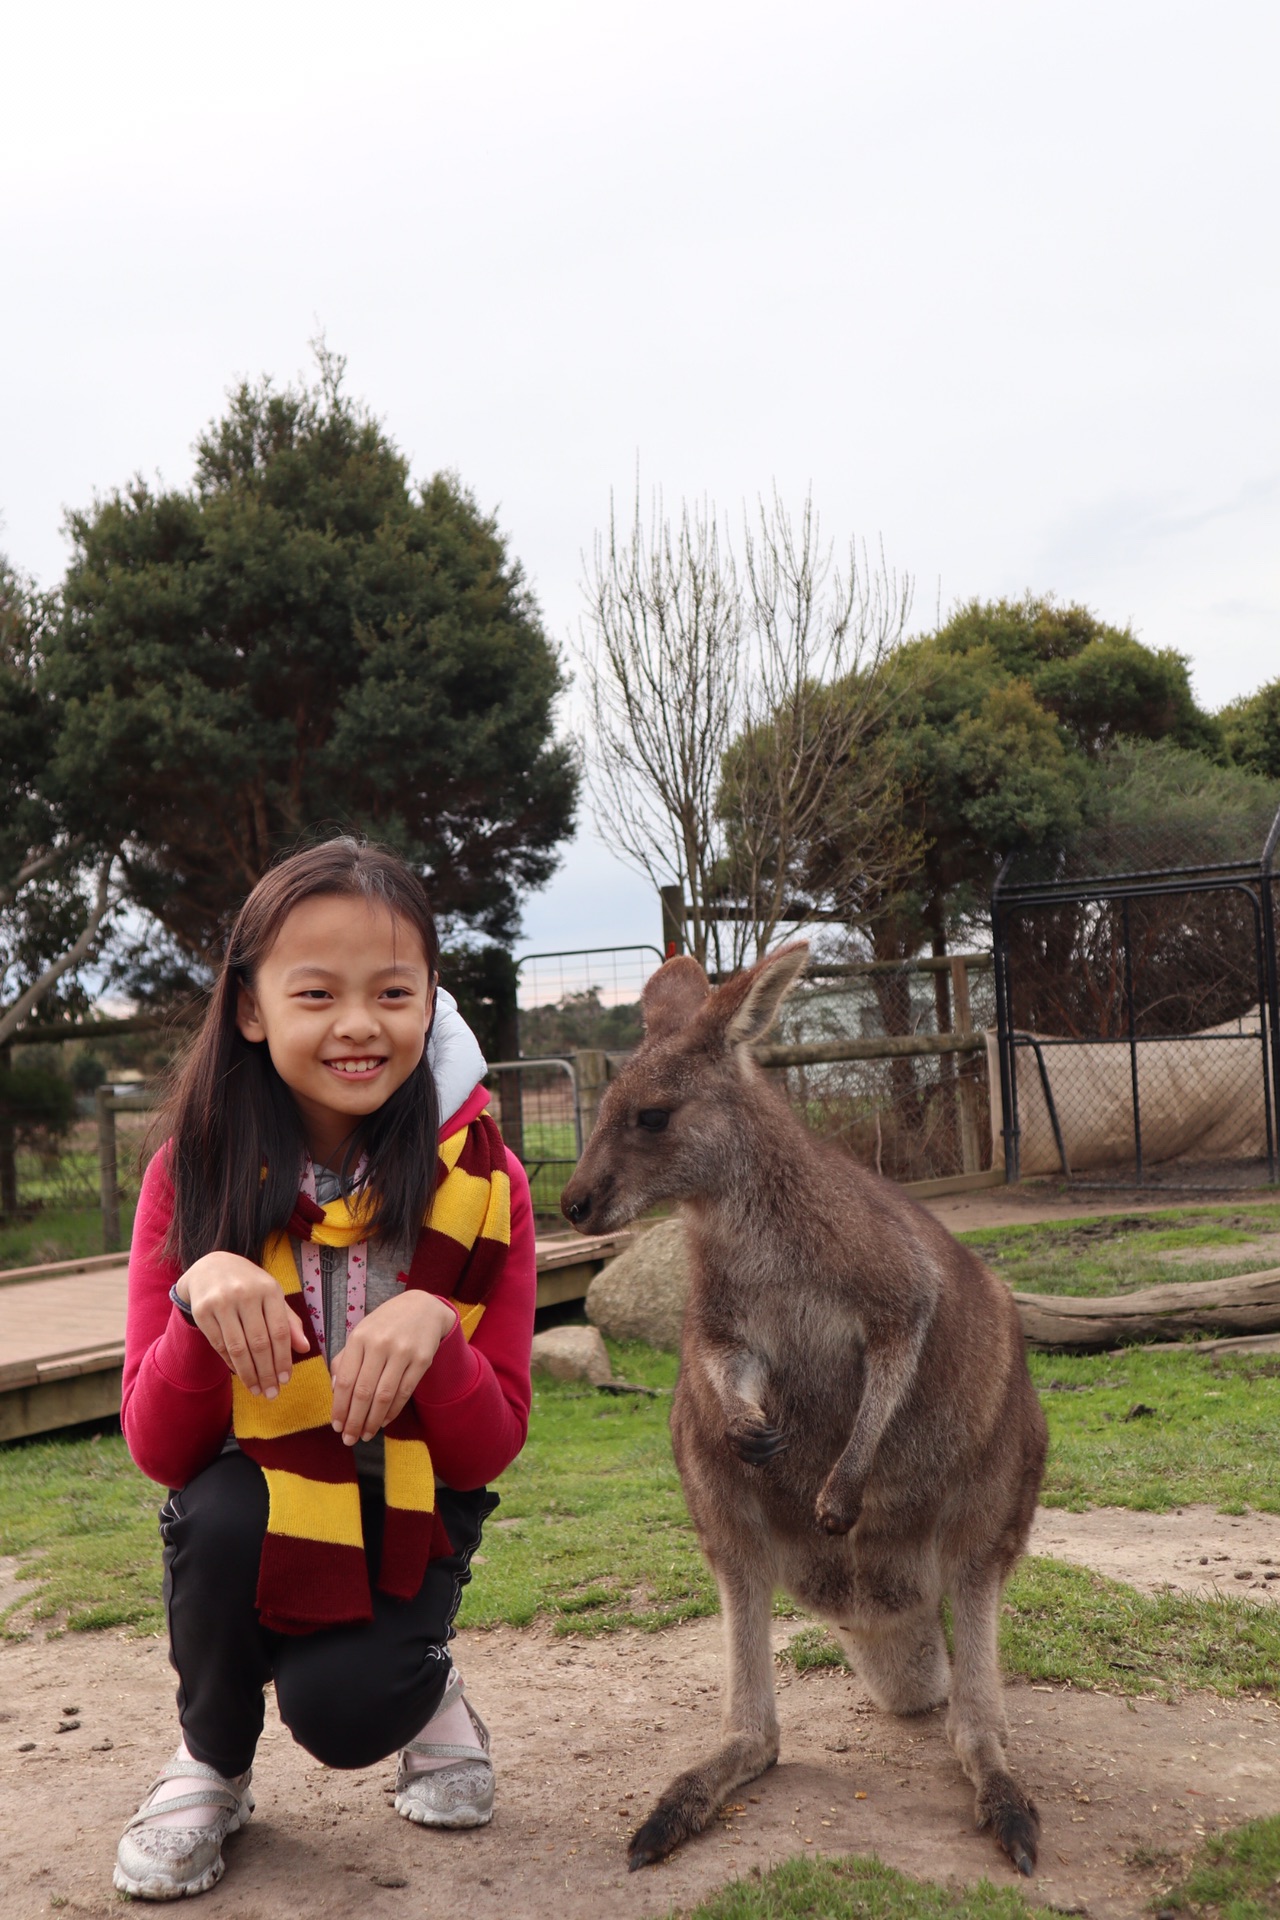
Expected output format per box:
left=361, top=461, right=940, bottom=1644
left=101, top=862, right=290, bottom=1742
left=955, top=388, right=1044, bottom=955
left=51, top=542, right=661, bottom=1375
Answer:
left=672, top=1190, right=1034, bottom=1548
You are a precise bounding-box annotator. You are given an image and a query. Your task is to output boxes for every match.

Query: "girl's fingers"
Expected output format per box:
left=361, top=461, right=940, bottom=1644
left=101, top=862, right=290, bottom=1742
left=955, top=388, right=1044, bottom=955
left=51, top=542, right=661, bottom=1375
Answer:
left=222, top=1302, right=282, bottom=1397
left=360, top=1360, right=414, bottom=1443
left=334, top=1347, right=382, bottom=1445
left=264, top=1299, right=301, bottom=1387
left=382, top=1364, right=419, bottom=1430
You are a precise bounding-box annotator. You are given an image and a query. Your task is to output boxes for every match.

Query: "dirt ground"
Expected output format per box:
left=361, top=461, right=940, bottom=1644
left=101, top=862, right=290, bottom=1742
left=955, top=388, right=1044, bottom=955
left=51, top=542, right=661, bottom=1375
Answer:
left=5, top=1185, right=1279, bottom=1919
left=922, top=1182, right=1280, bottom=1236
left=3, top=1503, right=1279, bottom=1920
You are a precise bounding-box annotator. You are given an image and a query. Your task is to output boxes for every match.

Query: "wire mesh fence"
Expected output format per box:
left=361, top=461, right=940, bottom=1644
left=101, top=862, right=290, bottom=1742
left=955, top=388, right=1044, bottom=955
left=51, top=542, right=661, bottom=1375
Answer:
left=993, top=797, right=1280, bottom=1190
left=762, top=960, right=996, bottom=1185
left=485, top=1058, right=581, bottom=1219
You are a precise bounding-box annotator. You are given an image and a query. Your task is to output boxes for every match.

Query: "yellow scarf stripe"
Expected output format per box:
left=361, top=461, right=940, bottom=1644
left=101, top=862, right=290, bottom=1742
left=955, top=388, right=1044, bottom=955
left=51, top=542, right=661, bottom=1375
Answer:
left=261, top=1469, right=365, bottom=1546
left=233, top=1353, right=333, bottom=1439
left=383, top=1436, right=435, bottom=1515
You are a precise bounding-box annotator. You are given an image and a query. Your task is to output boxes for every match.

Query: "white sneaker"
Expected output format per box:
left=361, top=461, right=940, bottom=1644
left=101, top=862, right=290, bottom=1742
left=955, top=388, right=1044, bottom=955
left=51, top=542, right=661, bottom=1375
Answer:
left=394, top=1672, right=494, bottom=1830
left=114, top=1754, right=254, bottom=1900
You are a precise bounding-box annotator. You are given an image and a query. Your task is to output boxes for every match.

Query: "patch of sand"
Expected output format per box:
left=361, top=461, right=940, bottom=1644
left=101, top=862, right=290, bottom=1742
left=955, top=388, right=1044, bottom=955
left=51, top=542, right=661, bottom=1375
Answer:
left=1031, top=1504, right=1280, bottom=1603
left=1157, top=1240, right=1280, bottom=1268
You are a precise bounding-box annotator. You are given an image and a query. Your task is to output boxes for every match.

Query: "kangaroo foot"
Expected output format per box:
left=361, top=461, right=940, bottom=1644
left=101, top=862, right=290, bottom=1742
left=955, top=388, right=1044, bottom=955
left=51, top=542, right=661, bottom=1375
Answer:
left=976, top=1771, right=1039, bottom=1876
left=628, top=1739, right=778, bottom=1869
left=629, top=1797, right=694, bottom=1870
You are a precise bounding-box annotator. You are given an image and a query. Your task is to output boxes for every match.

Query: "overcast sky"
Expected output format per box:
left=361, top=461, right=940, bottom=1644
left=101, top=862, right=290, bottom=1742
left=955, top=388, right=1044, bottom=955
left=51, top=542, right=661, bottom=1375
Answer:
left=3, top=1, right=1276, bottom=961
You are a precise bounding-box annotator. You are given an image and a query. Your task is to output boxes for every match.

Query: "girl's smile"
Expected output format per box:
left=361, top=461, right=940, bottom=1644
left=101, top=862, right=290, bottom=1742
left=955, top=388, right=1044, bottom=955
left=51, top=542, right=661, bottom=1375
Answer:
left=236, top=895, right=436, bottom=1163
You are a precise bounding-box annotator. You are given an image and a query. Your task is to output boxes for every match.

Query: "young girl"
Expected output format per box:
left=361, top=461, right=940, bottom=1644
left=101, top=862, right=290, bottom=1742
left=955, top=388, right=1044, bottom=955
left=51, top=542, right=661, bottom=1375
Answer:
left=114, top=838, right=535, bottom=1901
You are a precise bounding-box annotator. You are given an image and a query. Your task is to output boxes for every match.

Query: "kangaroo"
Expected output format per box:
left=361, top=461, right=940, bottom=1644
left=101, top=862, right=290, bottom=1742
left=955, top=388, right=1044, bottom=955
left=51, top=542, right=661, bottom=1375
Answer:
left=561, top=943, right=1048, bottom=1877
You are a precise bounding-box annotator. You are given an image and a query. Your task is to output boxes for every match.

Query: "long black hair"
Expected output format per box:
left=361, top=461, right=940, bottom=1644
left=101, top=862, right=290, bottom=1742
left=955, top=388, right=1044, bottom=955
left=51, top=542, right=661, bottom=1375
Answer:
left=162, top=837, right=441, bottom=1269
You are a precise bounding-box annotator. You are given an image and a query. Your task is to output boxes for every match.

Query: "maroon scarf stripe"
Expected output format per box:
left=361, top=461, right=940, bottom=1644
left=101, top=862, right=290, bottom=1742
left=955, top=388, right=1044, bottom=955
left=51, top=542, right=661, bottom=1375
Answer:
left=380, top=1508, right=455, bottom=1598
left=239, top=1428, right=365, bottom=1484
left=254, top=1536, right=374, bottom=1635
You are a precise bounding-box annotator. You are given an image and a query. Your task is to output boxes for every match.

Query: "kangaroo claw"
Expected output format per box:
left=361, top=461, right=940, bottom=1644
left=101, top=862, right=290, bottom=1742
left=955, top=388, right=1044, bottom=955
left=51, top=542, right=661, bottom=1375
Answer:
left=978, top=1775, right=1040, bottom=1877
left=728, top=1422, right=788, bottom=1465
left=628, top=1806, right=685, bottom=1869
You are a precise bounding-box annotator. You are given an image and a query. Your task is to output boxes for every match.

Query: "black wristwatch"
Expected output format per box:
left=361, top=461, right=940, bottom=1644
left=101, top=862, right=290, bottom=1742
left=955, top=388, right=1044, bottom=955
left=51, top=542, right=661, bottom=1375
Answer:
left=169, top=1283, right=198, bottom=1326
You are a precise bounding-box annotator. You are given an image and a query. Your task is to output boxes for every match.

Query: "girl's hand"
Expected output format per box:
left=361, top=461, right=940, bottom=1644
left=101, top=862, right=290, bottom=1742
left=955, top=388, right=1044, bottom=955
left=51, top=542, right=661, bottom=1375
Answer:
left=330, top=1293, right=457, bottom=1445
left=178, top=1253, right=311, bottom=1399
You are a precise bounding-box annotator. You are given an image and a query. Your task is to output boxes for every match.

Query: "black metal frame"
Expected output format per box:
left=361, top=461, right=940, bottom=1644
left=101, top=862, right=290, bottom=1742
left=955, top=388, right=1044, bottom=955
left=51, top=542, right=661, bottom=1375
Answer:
left=992, top=804, right=1280, bottom=1189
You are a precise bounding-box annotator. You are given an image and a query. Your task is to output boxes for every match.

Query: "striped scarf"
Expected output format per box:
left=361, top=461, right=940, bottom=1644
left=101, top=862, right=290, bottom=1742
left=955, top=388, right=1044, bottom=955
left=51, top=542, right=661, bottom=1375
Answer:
left=231, top=1109, right=511, bottom=1635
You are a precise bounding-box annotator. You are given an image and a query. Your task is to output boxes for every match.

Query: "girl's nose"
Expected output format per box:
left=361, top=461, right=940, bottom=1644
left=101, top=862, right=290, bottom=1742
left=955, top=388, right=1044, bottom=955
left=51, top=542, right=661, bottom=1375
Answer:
left=332, top=1002, right=380, bottom=1039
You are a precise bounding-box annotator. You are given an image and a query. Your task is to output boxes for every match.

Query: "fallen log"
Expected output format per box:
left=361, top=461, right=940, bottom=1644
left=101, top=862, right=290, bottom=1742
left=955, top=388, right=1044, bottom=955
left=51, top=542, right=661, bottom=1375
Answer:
left=1011, top=1266, right=1280, bottom=1352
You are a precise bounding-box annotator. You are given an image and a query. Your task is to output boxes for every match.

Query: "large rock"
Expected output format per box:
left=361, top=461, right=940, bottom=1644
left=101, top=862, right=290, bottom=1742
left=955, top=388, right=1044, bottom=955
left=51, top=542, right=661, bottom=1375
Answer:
left=586, top=1216, right=689, bottom=1351
left=529, top=1325, right=613, bottom=1386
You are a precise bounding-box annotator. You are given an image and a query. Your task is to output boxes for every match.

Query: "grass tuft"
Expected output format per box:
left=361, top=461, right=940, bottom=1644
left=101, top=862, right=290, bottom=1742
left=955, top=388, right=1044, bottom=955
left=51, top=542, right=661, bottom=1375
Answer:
left=779, top=1558, right=1280, bottom=1699
left=673, top=1851, right=1060, bottom=1918
left=1158, top=1812, right=1280, bottom=1916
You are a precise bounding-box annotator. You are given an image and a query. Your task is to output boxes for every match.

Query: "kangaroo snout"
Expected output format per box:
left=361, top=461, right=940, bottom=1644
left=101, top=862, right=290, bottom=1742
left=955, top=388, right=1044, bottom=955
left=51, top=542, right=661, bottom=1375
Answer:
left=562, top=1188, right=592, bottom=1228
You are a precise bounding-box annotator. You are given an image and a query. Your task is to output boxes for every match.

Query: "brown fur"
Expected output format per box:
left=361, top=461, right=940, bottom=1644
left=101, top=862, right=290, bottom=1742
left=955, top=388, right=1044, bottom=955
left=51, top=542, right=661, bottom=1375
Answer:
left=561, top=944, right=1048, bottom=1876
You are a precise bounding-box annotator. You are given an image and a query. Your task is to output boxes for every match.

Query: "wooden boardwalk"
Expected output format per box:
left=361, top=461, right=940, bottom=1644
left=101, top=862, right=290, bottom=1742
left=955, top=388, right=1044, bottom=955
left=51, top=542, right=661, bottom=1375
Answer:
left=0, top=1233, right=627, bottom=1444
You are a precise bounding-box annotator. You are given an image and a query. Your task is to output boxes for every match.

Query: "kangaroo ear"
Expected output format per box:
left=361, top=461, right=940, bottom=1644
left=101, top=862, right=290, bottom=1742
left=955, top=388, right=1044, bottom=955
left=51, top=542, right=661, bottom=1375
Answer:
left=642, top=955, right=712, bottom=1039
left=716, top=942, right=810, bottom=1048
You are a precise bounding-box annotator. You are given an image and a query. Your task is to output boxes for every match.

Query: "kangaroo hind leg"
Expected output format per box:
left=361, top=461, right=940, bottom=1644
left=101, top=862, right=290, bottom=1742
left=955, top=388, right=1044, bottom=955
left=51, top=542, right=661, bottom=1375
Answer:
left=629, top=1550, right=778, bottom=1870
left=831, top=1527, right=949, bottom=1716
left=947, top=1562, right=1038, bottom=1876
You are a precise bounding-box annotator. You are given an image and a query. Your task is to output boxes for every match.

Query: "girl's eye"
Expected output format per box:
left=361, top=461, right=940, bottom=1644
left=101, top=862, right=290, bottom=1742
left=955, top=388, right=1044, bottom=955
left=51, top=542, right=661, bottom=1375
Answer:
left=636, top=1108, right=670, bottom=1133
left=298, top=990, right=331, bottom=1002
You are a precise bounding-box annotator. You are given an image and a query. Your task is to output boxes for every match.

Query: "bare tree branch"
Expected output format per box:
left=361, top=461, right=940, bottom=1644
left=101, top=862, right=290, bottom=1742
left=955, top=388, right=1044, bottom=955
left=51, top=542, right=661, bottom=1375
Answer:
left=0, top=858, right=117, bottom=1046
left=581, top=492, right=744, bottom=967
left=0, top=837, right=85, bottom=910
left=579, top=487, right=918, bottom=970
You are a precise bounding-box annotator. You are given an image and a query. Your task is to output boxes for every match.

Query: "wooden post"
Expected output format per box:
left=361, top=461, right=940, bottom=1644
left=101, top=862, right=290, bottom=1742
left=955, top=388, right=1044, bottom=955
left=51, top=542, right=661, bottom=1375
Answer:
left=96, top=1086, right=120, bottom=1254
left=574, top=1049, right=609, bottom=1152
left=659, top=884, right=686, bottom=959
left=491, top=962, right=525, bottom=1161
left=0, top=1042, right=16, bottom=1219
left=950, top=956, right=982, bottom=1175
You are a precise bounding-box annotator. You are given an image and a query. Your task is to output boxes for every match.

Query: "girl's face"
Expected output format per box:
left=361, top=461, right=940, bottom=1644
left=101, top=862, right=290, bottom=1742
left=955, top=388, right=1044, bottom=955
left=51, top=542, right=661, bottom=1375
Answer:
left=236, top=894, right=437, bottom=1163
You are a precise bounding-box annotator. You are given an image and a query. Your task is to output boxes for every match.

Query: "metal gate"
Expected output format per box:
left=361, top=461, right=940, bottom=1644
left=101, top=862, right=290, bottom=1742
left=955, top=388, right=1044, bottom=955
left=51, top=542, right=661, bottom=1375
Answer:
left=486, top=945, right=664, bottom=1215
left=992, top=801, right=1280, bottom=1190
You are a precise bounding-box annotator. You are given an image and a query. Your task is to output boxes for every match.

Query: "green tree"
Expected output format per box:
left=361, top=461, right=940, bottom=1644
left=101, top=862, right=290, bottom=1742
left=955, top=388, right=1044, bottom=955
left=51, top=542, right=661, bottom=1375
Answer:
left=808, top=595, right=1219, bottom=969
left=0, top=556, right=117, bottom=1048
left=48, top=350, right=577, bottom=965
left=1220, top=677, right=1280, bottom=782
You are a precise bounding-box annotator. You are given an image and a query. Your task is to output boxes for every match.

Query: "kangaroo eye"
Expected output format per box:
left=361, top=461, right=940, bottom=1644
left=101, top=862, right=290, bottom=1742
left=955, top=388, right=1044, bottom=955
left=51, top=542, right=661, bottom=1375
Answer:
left=636, top=1108, right=670, bottom=1133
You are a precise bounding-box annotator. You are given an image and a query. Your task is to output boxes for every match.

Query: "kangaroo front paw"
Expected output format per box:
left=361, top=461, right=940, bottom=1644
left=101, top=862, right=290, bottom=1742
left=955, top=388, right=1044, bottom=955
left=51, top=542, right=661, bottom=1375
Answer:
left=814, top=1478, right=863, bottom=1535
left=727, top=1419, right=788, bottom=1465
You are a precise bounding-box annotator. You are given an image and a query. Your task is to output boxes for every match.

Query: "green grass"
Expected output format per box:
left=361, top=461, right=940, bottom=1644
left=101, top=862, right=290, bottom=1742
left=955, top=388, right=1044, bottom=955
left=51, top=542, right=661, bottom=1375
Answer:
left=1030, top=1346, right=1280, bottom=1513
left=4, top=1335, right=1280, bottom=1706
left=785, top=1555, right=1280, bottom=1698
left=674, top=1852, right=1061, bottom=1919
left=1159, top=1813, right=1280, bottom=1917
left=0, top=1428, right=166, bottom=1632
left=458, top=1343, right=715, bottom=1632
left=0, top=1199, right=138, bottom=1270
left=956, top=1203, right=1280, bottom=1298
left=673, top=1818, right=1280, bottom=1920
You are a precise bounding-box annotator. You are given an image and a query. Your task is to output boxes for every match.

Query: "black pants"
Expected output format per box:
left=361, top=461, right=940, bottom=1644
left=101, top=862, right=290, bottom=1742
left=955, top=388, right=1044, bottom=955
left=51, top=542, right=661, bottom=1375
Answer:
left=160, top=1450, right=496, bottom=1778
